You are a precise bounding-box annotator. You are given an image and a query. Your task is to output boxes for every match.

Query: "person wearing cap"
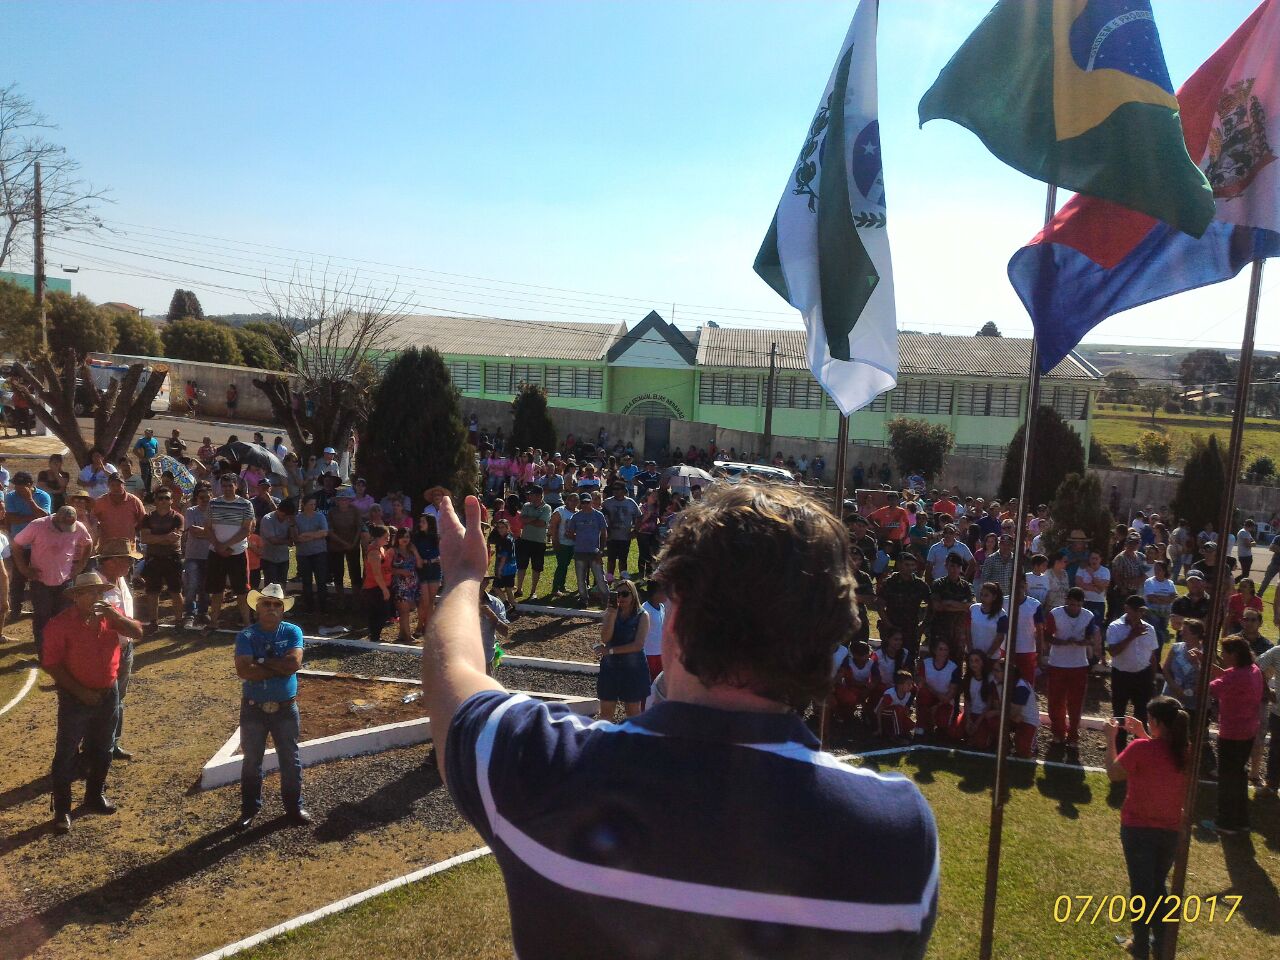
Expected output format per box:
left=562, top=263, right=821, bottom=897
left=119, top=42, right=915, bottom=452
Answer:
left=315, top=446, right=341, bottom=480
left=132, top=429, right=159, bottom=495
left=326, top=488, right=362, bottom=606
left=1107, top=595, right=1161, bottom=751
left=205, top=472, right=255, bottom=632
left=96, top=538, right=142, bottom=759
left=15, top=505, right=94, bottom=659
left=1191, top=539, right=1237, bottom=587
left=42, top=571, right=143, bottom=832
left=233, top=582, right=309, bottom=829
left=634, top=460, right=661, bottom=498
left=250, top=477, right=277, bottom=525
left=92, top=473, right=146, bottom=545
left=1170, top=570, right=1212, bottom=634
left=138, top=489, right=185, bottom=631
left=6, top=470, right=52, bottom=615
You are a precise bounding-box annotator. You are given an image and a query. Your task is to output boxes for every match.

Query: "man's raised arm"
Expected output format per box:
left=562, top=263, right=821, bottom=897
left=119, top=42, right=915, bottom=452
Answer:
left=422, top=495, right=504, bottom=782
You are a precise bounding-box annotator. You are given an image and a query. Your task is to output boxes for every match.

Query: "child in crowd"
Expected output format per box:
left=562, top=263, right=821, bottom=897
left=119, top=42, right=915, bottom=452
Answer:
left=830, top=640, right=876, bottom=725
left=962, top=651, right=1001, bottom=750
left=488, top=517, right=518, bottom=608
left=876, top=670, right=916, bottom=740
left=1008, top=664, right=1041, bottom=758
left=870, top=628, right=909, bottom=704
left=1024, top=554, right=1050, bottom=605
left=916, top=638, right=961, bottom=739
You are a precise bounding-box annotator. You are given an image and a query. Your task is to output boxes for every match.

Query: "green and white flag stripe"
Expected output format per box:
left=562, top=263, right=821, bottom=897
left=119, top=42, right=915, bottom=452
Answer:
left=754, top=0, right=897, bottom=417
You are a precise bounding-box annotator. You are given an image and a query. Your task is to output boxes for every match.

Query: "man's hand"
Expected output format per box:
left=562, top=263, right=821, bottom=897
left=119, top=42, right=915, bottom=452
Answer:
left=439, top=496, right=489, bottom=584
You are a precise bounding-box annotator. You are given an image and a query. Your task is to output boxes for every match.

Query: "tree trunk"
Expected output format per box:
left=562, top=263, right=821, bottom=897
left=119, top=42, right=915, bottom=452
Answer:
left=8, top=350, right=167, bottom=469
left=252, top=374, right=362, bottom=464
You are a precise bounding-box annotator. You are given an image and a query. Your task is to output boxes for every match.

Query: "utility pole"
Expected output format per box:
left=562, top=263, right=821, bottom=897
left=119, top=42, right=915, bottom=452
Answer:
left=33, top=161, right=47, bottom=351
left=762, top=341, right=777, bottom=456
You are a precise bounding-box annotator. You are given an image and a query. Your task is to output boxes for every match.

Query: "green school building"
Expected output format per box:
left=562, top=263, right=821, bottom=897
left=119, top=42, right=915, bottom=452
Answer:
left=373, top=311, right=1102, bottom=459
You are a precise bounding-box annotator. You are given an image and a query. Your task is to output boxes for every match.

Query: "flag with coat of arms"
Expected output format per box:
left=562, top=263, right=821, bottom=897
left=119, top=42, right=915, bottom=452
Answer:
left=753, top=0, right=897, bottom=417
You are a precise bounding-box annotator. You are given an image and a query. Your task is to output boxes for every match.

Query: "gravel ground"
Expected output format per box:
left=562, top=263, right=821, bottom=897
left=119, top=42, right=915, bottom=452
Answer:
left=305, top=644, right=600, bottom=700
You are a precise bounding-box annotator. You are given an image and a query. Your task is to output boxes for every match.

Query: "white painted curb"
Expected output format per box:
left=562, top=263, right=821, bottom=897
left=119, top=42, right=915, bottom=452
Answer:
left=0, top=667, right=38, bottom=717
left=198, top=673, right=599, bottom=790
left=190, top=845, right=494, bottom=960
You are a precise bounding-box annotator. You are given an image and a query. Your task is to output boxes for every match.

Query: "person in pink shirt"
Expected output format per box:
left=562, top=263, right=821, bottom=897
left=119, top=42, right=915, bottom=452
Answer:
left=1201, top=636, right=1265, bottom=835
left=13, top=506, right=94, bottom=660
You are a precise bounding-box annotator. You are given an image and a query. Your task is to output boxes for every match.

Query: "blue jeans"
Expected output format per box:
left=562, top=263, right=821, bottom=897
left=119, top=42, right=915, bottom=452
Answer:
left=183, top=559, right=209, bottom=617
left=1144, top=613, right=1169, bottom=647
left=260, top=559, right=289, bottom=587
left=239, top=699, right=303, bottom=816
left=31, top=580, right=68, bottom=661
left=114, top=640, right=134, bottom=748
left=297, top=552, right=328, bottom=611
left=1120, top=826, right=1178, bottom=959
left=52, top=686, right=119, bottom=813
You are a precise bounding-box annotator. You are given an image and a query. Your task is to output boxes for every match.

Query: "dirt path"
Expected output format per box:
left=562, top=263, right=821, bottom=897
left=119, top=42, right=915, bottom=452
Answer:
left=0, top=618, right=477, bottom=960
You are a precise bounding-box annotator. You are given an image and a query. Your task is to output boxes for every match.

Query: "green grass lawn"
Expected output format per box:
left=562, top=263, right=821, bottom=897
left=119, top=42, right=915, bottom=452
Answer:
left=238, top=751, right=1279, bottom=960
left=1091, top=412, right=1280, bottom=467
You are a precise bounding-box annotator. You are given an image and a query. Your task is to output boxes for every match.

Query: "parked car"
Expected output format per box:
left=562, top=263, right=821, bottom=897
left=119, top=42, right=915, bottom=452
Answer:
left=711, top=460, right=799, bottom=485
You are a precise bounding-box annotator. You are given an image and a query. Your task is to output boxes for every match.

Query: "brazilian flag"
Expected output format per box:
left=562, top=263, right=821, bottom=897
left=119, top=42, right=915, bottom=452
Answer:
left=919, top=0, right=1215, bottom=238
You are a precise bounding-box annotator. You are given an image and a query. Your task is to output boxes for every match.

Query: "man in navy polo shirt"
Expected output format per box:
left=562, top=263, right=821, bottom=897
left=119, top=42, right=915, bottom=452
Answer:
left=425, top=485, right=938, bottom=959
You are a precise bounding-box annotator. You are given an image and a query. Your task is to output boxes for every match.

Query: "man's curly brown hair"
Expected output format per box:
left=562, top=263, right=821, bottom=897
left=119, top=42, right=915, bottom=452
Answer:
left=654, top=482, right=858, bottom=708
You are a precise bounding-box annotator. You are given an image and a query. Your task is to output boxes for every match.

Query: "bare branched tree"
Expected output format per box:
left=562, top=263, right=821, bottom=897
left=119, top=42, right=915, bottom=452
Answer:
left=8, top=350, right=166, bottom=468
left=0, top=84, right=110, bottom=270
left=253, top=266, right=409, bottom=460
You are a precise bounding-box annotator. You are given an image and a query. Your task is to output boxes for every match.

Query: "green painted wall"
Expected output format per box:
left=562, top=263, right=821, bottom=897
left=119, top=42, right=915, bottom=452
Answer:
left=609, top=366, right=695, bottom=419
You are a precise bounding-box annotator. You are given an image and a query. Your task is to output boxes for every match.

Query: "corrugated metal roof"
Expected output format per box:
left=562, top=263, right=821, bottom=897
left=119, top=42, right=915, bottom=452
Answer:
left=375, top=314, right=627, bottom=362
left=695, top=328, right=1099, bottom=380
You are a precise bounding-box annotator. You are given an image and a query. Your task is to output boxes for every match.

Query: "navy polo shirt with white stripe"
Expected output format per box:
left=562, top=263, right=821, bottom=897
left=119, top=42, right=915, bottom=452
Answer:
left=447, top=691, right=938, bottom=959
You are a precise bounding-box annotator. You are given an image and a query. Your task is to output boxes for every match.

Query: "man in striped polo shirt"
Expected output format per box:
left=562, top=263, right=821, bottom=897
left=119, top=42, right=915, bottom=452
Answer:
left=426, top=485, right=938, bottom=959
left=204, top=473, right=255, bottom=632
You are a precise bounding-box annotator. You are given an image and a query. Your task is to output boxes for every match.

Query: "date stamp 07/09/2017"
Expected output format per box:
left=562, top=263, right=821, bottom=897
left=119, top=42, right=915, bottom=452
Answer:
left=1052, top=895, right=1242, bottom=925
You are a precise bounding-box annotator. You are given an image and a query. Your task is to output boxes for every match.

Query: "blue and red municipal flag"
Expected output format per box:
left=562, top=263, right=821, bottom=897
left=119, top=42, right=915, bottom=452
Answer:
left=1009, top=0, right=1280, bottom=374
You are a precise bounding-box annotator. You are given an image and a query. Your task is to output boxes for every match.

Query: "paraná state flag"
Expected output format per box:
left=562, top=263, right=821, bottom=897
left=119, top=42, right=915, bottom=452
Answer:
left=754, top=0, right=897, bottom=417
left=1010, top=0, right=1280, bottom=374
left=919, top=0, right=1216, bottom=238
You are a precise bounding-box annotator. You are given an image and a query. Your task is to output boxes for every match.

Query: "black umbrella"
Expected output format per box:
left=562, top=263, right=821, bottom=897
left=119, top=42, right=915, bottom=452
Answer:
left=215, top=441, right=286, bottom=478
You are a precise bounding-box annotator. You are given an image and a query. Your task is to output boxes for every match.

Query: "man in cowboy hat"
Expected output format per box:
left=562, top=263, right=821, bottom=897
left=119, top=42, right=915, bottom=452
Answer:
left=42, top=571, right=143, bottom=833
left=97, top=538, right=143, bottom=760
left=233, top=582, right=310, bottom=829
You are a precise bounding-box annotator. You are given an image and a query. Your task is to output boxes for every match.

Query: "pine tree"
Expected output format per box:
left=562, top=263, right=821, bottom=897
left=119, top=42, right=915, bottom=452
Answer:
left=1171, top=435, right=1226, bottom=534
left=1042, top=472, right=1113, bottom=555
left=166, top=288, right=205, bottom=321
left=359, top=347, right=477, bottom=498
left=998, top=405, right=1085, bottom=506
left=509, top=382, right=557, bottom=455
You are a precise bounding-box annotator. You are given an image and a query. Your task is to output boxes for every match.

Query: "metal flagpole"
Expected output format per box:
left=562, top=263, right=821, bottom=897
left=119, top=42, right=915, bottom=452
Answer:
left=977, top=182, right=1057, bottom=960
left=833, top=413, right=851, bottom=508
left=822, top=412, right=851, bottom=751
left=1160, top=257, right=1266, bottom=960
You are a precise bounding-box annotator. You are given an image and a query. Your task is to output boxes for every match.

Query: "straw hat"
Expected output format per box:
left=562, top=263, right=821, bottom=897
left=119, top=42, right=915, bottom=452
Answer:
left=65, top=571, right=114, bottom=598
left=246, top=582, right=295, bottom=612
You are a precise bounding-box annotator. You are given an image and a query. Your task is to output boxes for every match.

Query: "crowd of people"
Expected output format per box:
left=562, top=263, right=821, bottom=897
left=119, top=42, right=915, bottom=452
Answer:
left=18, top=425, right=1277, bottom=958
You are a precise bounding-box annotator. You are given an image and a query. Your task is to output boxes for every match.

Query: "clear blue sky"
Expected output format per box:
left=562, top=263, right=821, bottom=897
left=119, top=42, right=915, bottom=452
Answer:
left=6, top=0, right=1274, bottom=350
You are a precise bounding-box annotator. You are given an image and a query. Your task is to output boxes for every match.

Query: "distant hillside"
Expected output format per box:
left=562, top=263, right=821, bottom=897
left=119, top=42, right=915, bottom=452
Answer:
left=1076, top=343, right=1280, bottom=381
